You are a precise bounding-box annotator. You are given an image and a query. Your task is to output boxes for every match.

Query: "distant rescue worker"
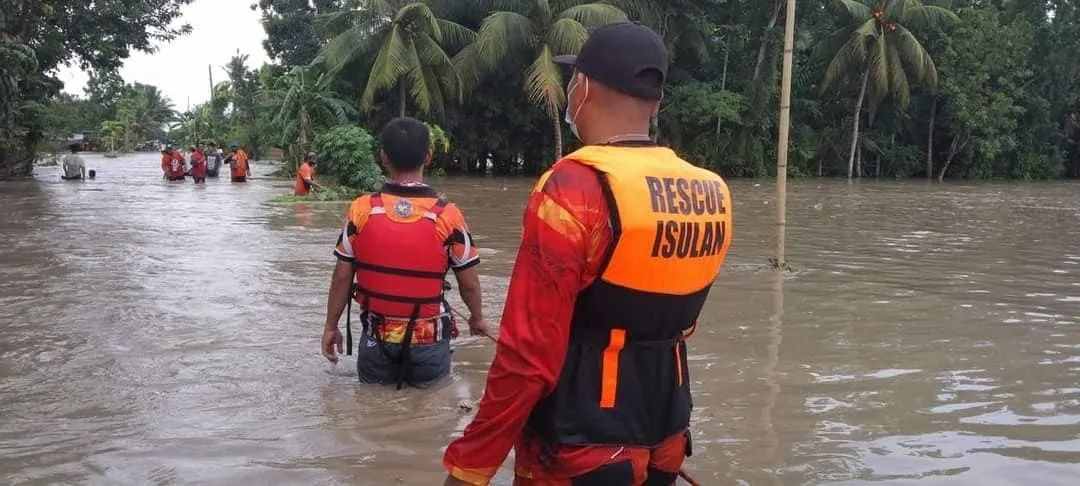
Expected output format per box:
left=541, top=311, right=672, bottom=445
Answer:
left=294, top=152, right=321, bottom=196
left=161, top=145, right=186, bottom=181
left=206, top=142, right=224, bottom=178
left=60, top=144, right=86, bottom=180
left=442, top=23, right=733, bottom=485
left=321, top=117, right=488, bottom=388
left=228, top=144, right=250, bottom=183
left=189, top=145, right=208, bottom=183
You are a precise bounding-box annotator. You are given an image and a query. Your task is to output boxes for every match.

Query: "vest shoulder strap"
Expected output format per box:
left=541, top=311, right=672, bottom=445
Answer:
left=369, top=192, right=386, bottom=215
left=423, top=195, right=449, bottom=221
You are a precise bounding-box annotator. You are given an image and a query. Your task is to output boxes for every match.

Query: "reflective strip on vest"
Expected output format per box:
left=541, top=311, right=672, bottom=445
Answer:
left=600, top=328, right=626, bottom=409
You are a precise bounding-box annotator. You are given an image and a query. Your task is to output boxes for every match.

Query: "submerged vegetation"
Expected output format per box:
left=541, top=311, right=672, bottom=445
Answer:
left=4, top=0, right=1079, bottom=181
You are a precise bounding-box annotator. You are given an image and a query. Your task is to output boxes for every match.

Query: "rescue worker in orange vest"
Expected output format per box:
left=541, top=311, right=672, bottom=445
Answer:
left=189, top=145, right=208, bottom=184
left=443, top=23, right=732, bottom=485
left=321, top=117, right=489, bottom=388
left=161, top=145, right=186, bottom=181
left=228, top=144, right=250, bottom=182
left=294, top=152, right=321, bottom=196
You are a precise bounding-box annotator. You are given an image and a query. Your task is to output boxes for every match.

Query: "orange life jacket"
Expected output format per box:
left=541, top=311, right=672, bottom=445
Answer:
left=294, top=162, right=314, bottom=196
left=231, top=150, right=249, bottom=178
left=528, top=145, right=733, bottom=447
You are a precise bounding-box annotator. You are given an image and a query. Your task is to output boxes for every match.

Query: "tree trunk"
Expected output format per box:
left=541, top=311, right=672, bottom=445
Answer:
left=927, top=95, right=937, bottom=180
left=847, top=68, right=870, bottom=179
left=717, top=47, right=730, bottom=136
left=939, top=135, right=960, bottom=182
left=552, top=113, right=563, bottom=162
left=856, top=139, right=863, bottom=178
left=299, top=109, right=310, bottom=151
left=721, top=46, right=730, bottom=91
left=752, top=0, right=784, bottom=83
left=398, top=81, right=406, bottom=118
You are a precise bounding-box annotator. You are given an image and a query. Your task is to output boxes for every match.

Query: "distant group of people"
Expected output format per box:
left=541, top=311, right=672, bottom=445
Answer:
left=160, top=143, right=249, bottom=183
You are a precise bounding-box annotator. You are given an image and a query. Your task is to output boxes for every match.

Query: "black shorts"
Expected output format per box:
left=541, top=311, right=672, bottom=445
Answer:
left=167, top=176, right=186, bottom=181
left=231, top=176, right=247, bottom=183
left=193, top=176, right=206, bottom=183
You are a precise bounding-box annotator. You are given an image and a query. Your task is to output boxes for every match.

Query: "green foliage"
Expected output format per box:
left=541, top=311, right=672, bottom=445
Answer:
left=936, top=6, right=1041, bottom=179
left=270, top=184, right=364, bottom=203
left=1, top=0, right=191, bottom=178
left=15, top=0, right=1080, bottom=183
left=99, top=120, right=125, bottom=152
left=456, top=0, right=628, bottom=161
left=316, top=1, right=475, bottom=117
left=660, top=82, right=747, bottom=173
left=257, top=0, right=344, bottom=67
left=313, top=125, right=383, bottom=190
left=426, top=122, right=451, bottom=155
left=264, top=66, right=357, bottom=156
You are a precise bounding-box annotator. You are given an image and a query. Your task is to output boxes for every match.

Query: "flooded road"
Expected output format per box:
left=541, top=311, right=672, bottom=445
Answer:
left=2, top=152, right=1080, bottom=485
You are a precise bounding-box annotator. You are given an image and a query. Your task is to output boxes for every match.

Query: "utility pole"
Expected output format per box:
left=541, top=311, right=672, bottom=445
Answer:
left=775, top=0, right=797, bottom=269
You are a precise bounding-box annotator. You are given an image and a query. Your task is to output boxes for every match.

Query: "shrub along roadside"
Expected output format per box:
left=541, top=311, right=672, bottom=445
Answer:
left=271, top=124, right=383, bottom=203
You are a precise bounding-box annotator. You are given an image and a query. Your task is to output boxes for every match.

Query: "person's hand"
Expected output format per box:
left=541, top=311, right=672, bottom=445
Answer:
left=322, top=326, right=343, bottom=362
left=467, top=315, right=490, bottom=338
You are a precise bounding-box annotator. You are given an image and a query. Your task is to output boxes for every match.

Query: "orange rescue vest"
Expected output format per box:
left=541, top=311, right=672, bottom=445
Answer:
left=528, top=145, right=733, bottom=447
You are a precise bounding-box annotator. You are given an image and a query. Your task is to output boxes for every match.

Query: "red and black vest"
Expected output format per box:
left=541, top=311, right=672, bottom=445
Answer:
left=347, top=189, right=453, bottom=388
left=527, top=146, right=733, bottom=447
left=351, top=192, right=450, bottom=319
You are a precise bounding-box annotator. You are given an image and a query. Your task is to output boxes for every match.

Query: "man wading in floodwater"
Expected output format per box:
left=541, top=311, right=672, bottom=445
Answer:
left=321, top=117, right=489, bottom=388
left=60, top=144, right=86, bottom=180
left=443, top=23, right=732, bottom=485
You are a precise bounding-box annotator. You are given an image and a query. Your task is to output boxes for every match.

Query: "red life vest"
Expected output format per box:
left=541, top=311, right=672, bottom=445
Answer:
left=350, top=192, right=450, bottom=320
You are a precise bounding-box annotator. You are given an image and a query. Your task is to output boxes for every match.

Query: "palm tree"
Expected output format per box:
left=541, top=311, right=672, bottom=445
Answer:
left=457, top=1, right=628, bottom=160
left=264, top=66, right=357, bottom=159
left=316, top=1, right=475, bottom=117
left=819, top=0, right=957, bottom=178
left=100, top=120, right=125, bottom=154
left=115, top=84, right=176, bottom=149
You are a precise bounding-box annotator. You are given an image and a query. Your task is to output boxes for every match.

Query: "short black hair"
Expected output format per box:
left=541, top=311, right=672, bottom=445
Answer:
left=380, top=117, right=430, bottom=171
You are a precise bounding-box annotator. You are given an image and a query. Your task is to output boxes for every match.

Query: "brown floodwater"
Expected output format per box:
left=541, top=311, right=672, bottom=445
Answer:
left=2, top=153, right=1080, bottom=485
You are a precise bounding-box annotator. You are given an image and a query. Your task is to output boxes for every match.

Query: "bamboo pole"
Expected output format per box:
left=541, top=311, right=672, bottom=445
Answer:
left=775, top=0, right=797, bottom=268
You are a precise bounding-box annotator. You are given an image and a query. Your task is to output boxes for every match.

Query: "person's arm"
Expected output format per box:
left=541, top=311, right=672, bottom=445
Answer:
left=452, top=266, right=486, bottom=336
left=321, top=259, right=353, bottom=362
left=443, top=164, right=606, bottom=485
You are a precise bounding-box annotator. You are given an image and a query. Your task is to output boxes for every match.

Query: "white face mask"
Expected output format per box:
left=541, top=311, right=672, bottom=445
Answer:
left=564, top=75, right=589, bottom=141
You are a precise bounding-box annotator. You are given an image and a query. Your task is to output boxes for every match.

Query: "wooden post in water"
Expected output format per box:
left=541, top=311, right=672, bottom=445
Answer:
left=775, top=0, right=797, bottom=269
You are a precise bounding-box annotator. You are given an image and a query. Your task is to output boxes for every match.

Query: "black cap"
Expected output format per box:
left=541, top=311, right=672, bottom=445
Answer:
left=554, top=22, right=668, bottom=100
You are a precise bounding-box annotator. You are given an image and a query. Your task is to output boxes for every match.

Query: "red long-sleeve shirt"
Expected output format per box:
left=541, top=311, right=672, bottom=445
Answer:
left=444, top=160, right=614, bottom=484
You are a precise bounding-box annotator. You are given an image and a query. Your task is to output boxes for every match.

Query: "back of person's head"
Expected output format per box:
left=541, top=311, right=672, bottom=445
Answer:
left=68, top=143, right=80, bottom=153
left=380, top=117, right=430, bottom=171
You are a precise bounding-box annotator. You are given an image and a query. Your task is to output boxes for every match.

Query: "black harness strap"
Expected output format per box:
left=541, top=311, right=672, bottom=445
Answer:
left=353, top=261, right=446, bottom=279
left=354, top=284, right=443, bottom=304
left=345, top=285, right=361, bottom=356
left=396, top=304, right=421, bottom=390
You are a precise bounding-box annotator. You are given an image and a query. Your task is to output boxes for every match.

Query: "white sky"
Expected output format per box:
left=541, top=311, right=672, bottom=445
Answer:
left=56, top=0, right=270, bottom=110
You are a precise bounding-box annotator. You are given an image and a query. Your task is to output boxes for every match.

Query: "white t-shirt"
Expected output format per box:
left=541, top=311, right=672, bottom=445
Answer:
left=61, top=154, right=85, bottom=179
